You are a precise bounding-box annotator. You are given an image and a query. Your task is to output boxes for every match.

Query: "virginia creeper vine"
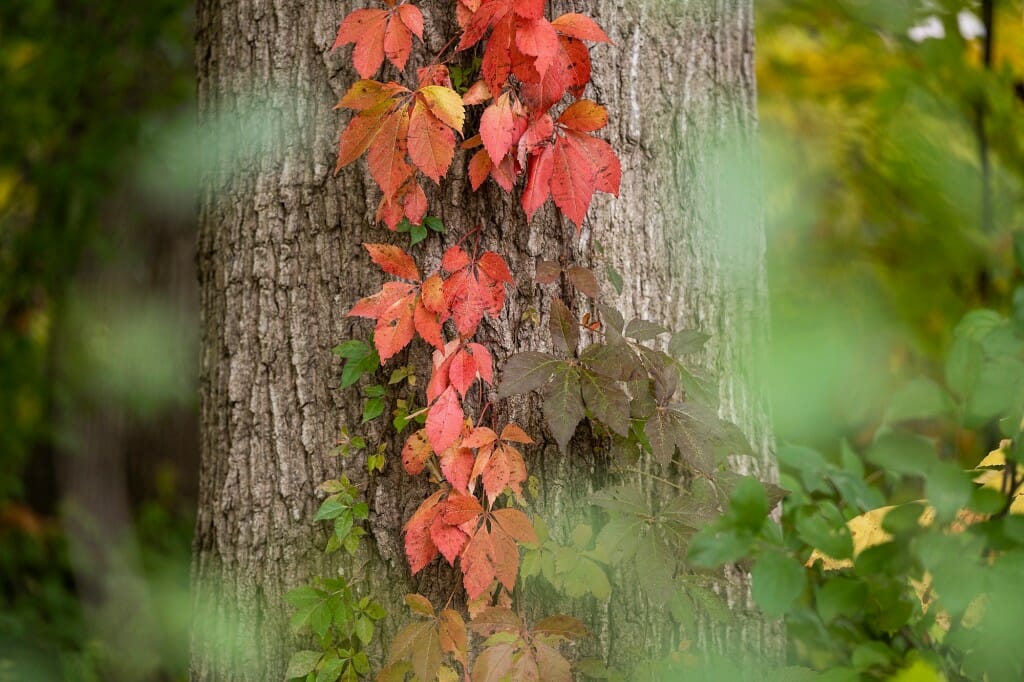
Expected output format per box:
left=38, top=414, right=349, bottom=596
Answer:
left=287, top=1, right=751, bottom=680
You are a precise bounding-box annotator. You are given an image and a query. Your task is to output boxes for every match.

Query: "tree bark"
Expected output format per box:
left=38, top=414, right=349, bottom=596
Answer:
left=191, top=0, right=776, bottom=680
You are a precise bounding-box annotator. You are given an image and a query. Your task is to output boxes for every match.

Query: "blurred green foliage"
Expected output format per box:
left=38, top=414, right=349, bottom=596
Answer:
left=0, top=1, right=195, bottom=680
left=759, top=0, right=1024, bottom=449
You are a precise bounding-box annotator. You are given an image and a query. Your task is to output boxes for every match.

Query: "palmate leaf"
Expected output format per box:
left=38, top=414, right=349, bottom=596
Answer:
left=542, top=364, right=585, bottom=451
left=497, top=352, right=561, bottom=398
left=579, top=370, right=630, bottom=436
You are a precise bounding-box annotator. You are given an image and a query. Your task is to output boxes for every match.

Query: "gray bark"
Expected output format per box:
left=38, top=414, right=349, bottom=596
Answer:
left=191, top=0, right=776, bottom=680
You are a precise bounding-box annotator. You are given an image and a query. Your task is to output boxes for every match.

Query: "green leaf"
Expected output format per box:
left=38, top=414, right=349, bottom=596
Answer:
left=361, top=397, right=385, bottom=423
left=816, top=579, right=866, bottom=624
left=580, top=370, right=630, bottom=436
left=333, top=340, right=370, bottom=359
left=286, top=651, right=322, bottom=680
left=688, top=527, right=753, bottom=567
left=668, top=330, right=710, bottom=357
left=542, top=365, right=585, bottom=451
left=354, top=616, right=373, bottom=644
left=496, top=352, right=561, bottom=398
left=795, top=509, right=853, bottom=560
left=316, top=657, right=345, bottom=682
left=549, top=298, right=579, bottom=354
left=851, top=642, right=891, bottom=671
left=351, top=652, right=371, bottom=676
left=751, top=552, right=805, bottom=617
left=409, top=223, right=428, bottom=246
left=884, top=378, right=951, bottom=424
left=925, top=460, right=973, bottom=522
left=945, top=336, right=983, bottom=397
left=729, top=476, right=769, bottom=531
left=285, top=585, right=326, bottom=609
left=315, top=498, right=345, bottom=522
left=624, top=318, right=669, bottom=341
left=605, top=265, right=623, bottom=294
left=865, top=431, right=936, bottom=477
left=424, top=215, right=445, bottom=232
left=363, top=384, right=385, bottom=397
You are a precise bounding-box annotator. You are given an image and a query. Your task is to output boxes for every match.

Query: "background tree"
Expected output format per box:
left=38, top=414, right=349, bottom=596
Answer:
left=190, top=0, right=774, bottom=680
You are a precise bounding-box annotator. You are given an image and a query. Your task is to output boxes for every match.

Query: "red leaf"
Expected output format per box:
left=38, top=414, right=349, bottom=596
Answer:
left=401, top=179, right=429, bottom=224
left=466, top=342, right=494, bottom=384
left=480, top=443, right=527, bottom=503
left=443, top=270, right=488, bottom=336
left=566, top=130, right=621, bottom=195
left=515, top=18, right=560, bottom=78
left=476, top=252, right=513, bottom=284
left=364, top=243, right=421, bottom=281
left=405, top=524, right=439, bottom=574
left=374, top=292, right=417, bottom=361
left=513, top=0, right=545, bottom=20
left=551, top=13, right=611, bottom=43
left=442, top=246, right=471, bottom=272
left=449, top=347, right=480, bottom=398
left=414, top=299, right=444, bottom=350
left=336, top=107, right=390, bottom=173
left=418, top=64, right=452, bottom=88
left=517, top=114, right=554, bottom=165
left=480, top=94, right=521, bottom=165
left=383, top=14, right=413, bottom=71
left=522, top=145, right=554, bottom=220
left=426, top=346, right=456, bottom=403
left=334, top=8, right=388, bottom=50
left=402, top=429, right=433, bottom=475
left=456, top=0, right=506, bottom=51
left=407, top=101, right=456, bottom=183
left=550, top=133, right=597, bottom=228
left=559, top=36, right=591, bottom=98
left=426, top=386, right=464, bottom=452
left=460, top=530, right=495, bottom=599
left=557, top=100, right=608, bottom=132
left=482, top=14, right=514, bottom=96
left=430, top=512, right=470, bottom=564
left=368, top=108, right=413, bottom=198
left=347, top=281, right=414, bottom=319
left=403, top=490, right=445, bottom=573
left=350, top=14, right=389, bottom=79
left=489, top=154, right=516, bottom=192
left=468, top=149, right=493, bottom=191
left=396, top=3, right=424, bottom=38
left=440, top=492, right=484, bottom=525
left=439, top=445, right=475, bottom=493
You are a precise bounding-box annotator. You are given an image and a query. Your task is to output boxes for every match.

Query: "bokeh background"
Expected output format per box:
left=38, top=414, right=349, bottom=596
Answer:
left=1, top=1, right=1021, bottom=679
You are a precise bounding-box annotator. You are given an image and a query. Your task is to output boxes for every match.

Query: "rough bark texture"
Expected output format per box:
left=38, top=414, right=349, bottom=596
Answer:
left=191, top=0, right=776, bottom=680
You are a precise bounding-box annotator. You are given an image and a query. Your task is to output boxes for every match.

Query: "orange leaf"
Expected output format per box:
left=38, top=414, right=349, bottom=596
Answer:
left=402, top=429, right=433, bottom=475
left=383, top=13, right=413, bottom=71
left=414, top=299, right=444, bottom=350
left=407, top=101, right=456, bottom=183
left=551, top=13, right=611, bottom=43
left=364, top=243, right=421, bottom=281
left=557, top=100, right=608, bottom=133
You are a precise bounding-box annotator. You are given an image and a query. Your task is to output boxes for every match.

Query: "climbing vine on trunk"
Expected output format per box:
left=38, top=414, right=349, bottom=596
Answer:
left=285, top=2, right=759, bottom=681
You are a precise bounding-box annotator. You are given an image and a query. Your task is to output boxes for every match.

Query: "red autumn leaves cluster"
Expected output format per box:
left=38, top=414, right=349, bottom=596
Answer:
left=347, top=242, right=534, bottom=597
left=333, top=0, right=621, bottom=229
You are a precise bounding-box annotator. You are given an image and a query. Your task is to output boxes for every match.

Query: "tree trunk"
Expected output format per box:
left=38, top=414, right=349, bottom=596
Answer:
left=191, top=0, right=776, bottom=680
